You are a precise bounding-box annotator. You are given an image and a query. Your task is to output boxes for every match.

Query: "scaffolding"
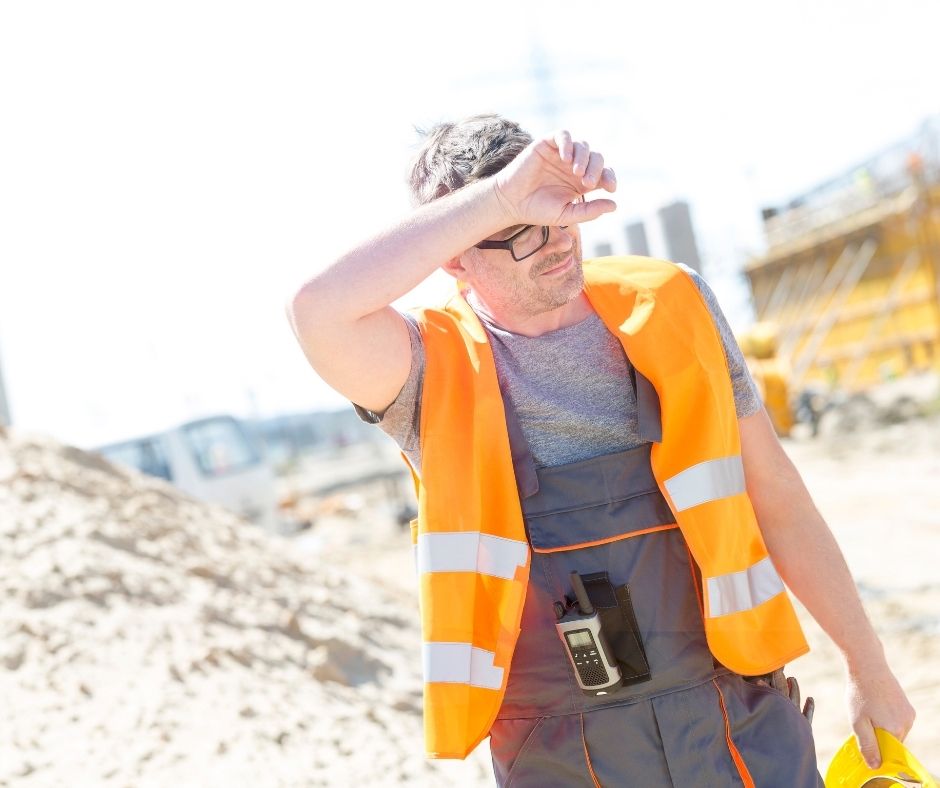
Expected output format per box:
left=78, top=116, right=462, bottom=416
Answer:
left=744, top=116, right=940, bottom=395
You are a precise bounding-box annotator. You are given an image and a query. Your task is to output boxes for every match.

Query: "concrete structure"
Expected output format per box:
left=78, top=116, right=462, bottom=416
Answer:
left=625, top=221, right=650, bottom=256
left=658, top=201, right=702, bottom=273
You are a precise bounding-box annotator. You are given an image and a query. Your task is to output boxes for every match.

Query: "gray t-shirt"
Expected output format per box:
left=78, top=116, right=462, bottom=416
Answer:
left=354, top=265, right=760, bottom=475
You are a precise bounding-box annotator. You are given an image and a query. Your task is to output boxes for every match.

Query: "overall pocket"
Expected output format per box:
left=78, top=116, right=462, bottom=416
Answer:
left=578, top=571, right=651, bottom=686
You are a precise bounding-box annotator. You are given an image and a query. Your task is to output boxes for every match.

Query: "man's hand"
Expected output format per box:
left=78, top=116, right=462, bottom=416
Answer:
left=493, top=130, right=618, bottom=227
left=846, top=661, right=916, bottom=768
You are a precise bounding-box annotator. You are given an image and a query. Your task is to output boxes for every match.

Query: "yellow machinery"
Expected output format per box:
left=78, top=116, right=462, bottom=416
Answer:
left=744, top=118, right=940, bottom=423
left=739, top=321, right=794, bottom=436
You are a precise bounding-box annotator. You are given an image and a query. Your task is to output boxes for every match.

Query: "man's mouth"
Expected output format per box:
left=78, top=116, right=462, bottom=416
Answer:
left=538, top=254, right=574, bottom=276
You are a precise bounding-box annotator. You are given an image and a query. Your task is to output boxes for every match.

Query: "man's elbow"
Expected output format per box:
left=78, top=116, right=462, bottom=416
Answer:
left=285, top=282, right=325, bottom=334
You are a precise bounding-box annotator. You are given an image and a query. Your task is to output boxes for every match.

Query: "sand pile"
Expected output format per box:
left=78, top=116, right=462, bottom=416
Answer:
left=0, top=426, right=488, bottom=786
left=3, top=414, right=937, bottom=785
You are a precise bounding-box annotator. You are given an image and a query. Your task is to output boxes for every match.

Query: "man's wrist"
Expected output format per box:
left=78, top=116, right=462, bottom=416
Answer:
left=488, top=176, right=519, bottom=228
left=842, top=636, right=888, bottom=675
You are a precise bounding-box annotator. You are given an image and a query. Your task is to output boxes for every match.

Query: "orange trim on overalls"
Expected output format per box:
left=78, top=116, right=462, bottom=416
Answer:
left=580, top=713, right=603, bottom=788
left=713, top=679, right=756, bottom=787
left=531, top=523, right=679, bottom=553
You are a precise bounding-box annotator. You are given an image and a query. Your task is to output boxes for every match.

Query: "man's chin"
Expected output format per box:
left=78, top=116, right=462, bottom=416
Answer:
left=537, top=261, right=584, bottom=309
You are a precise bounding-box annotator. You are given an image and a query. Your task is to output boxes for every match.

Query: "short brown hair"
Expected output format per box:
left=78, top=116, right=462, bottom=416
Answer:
left=408, top=114, right=532, bottom=206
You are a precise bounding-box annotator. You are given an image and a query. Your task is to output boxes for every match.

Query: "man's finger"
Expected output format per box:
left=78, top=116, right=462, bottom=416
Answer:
left=571, top=141, right=590, bottom=177
left=582, top=152, right=605, bottom=189
left=566, top=197, right=616, bottom=224
left=595, top=167, right=617, bottom=193
left=550, top=130, right=573, bottom=162
left=854, top=721, right=882, bottom=770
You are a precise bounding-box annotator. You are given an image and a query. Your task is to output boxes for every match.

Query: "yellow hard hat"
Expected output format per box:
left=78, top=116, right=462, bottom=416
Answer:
left=748, top=321, right=779, bottom=359
left=825, top=729, right=937, bottom=787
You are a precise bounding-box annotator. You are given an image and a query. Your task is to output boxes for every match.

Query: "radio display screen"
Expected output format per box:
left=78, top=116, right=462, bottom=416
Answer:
left=565, top=630, right=594, bottom=649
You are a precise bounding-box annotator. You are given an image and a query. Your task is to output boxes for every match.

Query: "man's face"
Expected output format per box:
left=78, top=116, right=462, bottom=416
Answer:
left=463, top=224, right=584, bottom=316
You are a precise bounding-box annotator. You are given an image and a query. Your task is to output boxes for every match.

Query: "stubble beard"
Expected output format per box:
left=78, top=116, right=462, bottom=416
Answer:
left=524, top=238, right=584, bottom=312
left=471, top=237, right=585, bottom=319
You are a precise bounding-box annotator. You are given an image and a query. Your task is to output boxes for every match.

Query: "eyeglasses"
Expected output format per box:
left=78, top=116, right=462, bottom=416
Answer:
left=474, top=197, right=583, bottom=262
left=474, top=225, right=566, bottom=262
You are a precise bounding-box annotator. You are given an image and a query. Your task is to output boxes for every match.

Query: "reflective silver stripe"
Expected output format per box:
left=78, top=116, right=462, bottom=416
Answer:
left=422, top=642, right=503, bottom=689
left=417, top=532, right=528, bottom=580
left=664, top=455, right=746, bottom=512
left=706, top=556, right=786, bottom=618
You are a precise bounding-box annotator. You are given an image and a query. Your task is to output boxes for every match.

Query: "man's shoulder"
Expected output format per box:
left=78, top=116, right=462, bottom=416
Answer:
left=402, top=292, right=484, bottom=338
left=584, top=254, right=681, bottom=274
left=583, top=255, right=699, bottom=303
left=583, top=255, right=692, bottom=288
left=584, top=254, right=676, bottom=267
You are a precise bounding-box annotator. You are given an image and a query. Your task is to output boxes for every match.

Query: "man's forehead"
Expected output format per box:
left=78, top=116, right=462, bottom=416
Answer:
left=496, top=224, right=527, bottom=238
left=480, top=224, right=525, bottom=243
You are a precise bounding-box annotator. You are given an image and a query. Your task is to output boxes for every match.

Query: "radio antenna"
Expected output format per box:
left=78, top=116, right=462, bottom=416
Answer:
left=570, top=571, right=594, bottom=616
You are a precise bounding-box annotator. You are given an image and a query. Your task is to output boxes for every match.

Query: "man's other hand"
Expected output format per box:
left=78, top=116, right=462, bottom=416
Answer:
left=846, top=661, right=916, bottom=769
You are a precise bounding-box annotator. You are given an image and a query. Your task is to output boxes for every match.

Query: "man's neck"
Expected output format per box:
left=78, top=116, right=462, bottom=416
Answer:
left=466, top=290, right=594, bottom=337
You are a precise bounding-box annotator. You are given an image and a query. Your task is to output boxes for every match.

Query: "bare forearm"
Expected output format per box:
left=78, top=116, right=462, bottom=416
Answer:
left=754, top=466, right=885, bottom=668
left=740, top=412, right=886, bottom=671
left=292, top=178, right=510, bottom=320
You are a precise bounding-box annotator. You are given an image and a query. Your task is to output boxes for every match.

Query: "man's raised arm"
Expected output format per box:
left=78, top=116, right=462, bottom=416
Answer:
left=284, top=178, right=511, bottom=414
left=284, top=131, right=617, bottom=413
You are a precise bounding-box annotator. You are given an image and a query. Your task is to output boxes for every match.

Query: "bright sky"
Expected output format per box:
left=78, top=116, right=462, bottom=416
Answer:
left=2, top=0, right=938, bottom=448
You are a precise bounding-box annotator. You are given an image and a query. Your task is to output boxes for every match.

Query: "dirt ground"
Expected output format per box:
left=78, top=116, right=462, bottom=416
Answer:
left=1, top=416, right=937, bottom=786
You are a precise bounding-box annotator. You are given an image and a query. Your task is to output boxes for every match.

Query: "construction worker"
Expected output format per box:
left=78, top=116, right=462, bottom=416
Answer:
left=286, top=115, right=915, bottom=785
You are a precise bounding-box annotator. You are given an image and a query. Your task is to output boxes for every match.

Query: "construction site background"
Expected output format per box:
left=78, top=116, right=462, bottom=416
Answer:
left=740, top=116, right=940, bottom=437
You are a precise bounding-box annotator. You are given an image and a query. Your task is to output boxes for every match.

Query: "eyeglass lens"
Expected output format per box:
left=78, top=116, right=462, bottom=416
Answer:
left=511, top=226, right=550, bottom=261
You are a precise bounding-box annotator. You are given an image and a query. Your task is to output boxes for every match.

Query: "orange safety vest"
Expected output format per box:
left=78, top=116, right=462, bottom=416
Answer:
left=408, top=255, right=809, bottom=759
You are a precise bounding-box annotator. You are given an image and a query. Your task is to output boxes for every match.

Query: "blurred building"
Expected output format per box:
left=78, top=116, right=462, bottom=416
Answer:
left=658, top=200, right=702, bottom=273
left=625, top=221, right=651, bottom=256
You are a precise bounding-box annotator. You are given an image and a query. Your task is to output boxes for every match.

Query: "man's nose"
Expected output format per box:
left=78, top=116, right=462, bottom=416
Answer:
left=547, top=225, right=575, bottom=250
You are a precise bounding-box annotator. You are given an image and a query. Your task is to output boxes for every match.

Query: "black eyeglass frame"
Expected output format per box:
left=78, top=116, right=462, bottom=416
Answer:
left=474, top=224, right=570, bottom=262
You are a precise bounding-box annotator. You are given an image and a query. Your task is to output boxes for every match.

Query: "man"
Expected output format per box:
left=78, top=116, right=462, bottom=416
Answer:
left=286, top=114, right=914, bottom=785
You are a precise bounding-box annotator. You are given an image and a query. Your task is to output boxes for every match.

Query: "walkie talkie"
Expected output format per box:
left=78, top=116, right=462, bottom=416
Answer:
left=555, top=571, right=622, bottom=695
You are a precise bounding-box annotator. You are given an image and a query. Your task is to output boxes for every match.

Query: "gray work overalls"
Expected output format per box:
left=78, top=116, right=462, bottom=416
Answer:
left=488, top=371, right=823, bottom=787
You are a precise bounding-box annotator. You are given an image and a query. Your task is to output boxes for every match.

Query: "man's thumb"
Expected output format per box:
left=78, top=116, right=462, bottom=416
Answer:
left=575, top=198, right=617, bottom=223
left=856, top=723, right=882, bottom=769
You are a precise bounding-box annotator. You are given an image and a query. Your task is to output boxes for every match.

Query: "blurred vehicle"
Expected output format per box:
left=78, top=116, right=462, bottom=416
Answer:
left=743, top=115, right=940, bottom=434
left=93, top=414, right=288, bottom=533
